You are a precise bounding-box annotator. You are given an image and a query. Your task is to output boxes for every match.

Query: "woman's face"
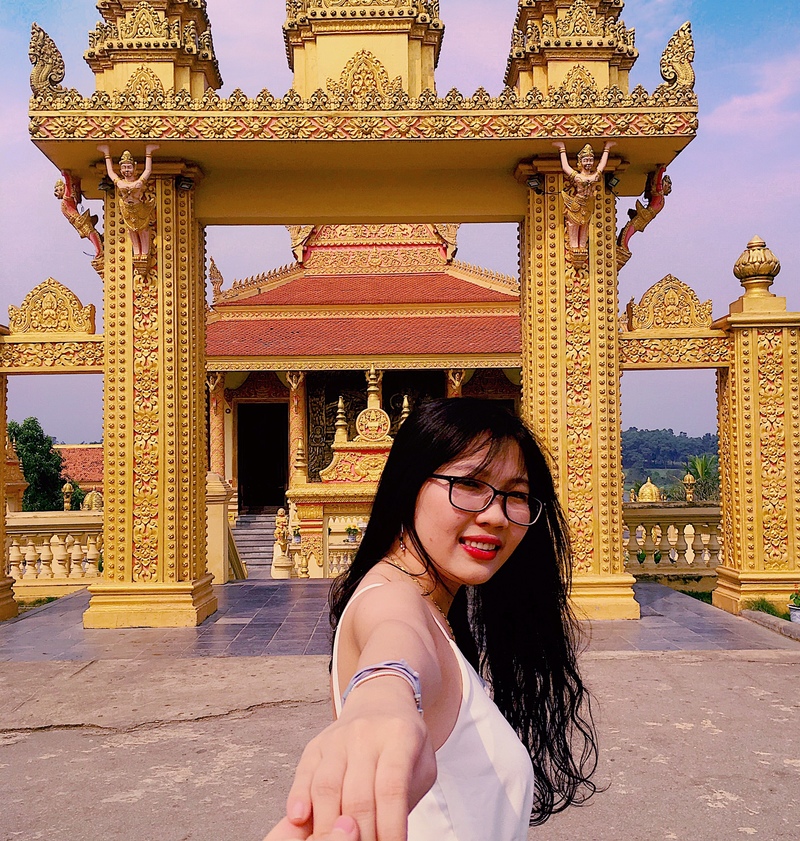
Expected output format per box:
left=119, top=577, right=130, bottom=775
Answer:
left=120, top=162, right=135, bottom=179
left=412, top=440, right=531, bottom=591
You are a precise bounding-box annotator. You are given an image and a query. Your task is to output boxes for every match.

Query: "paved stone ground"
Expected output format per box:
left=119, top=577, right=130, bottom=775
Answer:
left=3, top=581, right=796, bottom=662
left=1, top=583, right=798, bottom=840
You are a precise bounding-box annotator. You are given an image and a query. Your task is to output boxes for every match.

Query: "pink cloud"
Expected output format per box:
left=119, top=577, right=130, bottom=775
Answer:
left=705, top=52, right=800, bottom=137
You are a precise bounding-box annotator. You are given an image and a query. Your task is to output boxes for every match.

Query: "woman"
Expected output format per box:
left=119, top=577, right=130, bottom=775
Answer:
left=271, top=398, right=597, bottom=841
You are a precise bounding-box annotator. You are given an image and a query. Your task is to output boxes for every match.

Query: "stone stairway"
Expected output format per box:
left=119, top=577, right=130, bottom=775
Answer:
left=231, top=508, right=278, bottom=577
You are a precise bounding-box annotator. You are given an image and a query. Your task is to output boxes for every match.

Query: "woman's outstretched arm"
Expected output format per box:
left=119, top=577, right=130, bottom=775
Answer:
left=284, top=582, right=444, bottom=841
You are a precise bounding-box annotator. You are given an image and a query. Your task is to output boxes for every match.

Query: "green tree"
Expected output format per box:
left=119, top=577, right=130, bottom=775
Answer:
left=7, top=417, right=66, bottom=511
left=685, top=454, right=720, bottom=501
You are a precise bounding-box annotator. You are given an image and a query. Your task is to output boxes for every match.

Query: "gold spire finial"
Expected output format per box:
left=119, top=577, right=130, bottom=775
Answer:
left=334, top=396, right=348, bottom=444
left=400, top=395, right=412, bottom=426
left=366, top=365, right=381, bottom=410
left=637, top=477, right=661, bottom=503
left=733, top=236, right=781, bottom=298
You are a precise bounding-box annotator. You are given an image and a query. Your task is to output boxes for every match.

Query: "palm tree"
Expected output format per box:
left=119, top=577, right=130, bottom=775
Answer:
left=685, top=454, right=720, bottom=501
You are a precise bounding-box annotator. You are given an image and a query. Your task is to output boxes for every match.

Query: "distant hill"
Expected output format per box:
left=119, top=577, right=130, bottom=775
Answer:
left=622, top=428, right=718, bottom=473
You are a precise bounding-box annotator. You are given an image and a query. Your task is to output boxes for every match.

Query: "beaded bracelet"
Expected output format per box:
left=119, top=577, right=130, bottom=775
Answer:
left=341, top=659, right=423, bottom=715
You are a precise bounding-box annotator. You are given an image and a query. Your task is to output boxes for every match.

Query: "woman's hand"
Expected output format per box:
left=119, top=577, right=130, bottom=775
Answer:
left=97, top=144, right=110, bottom=157
left=144, top=143, right=160, bottom=156
left=552, top=141, right=566, bottom=152
left=286, top=680, right=437, bottom=841
left=264, top=815, right=359, bottom=841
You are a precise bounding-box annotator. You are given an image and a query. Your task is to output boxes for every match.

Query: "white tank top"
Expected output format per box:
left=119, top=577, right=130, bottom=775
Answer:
left=332, top=583, right=535, bottom=841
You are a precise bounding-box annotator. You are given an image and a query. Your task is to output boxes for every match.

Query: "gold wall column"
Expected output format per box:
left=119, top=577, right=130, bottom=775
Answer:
left=714, top=238, right=800, bottom=612
left=83, top=162, right=217, bottom=628
left=519, top=160, right=637, bottom=619
left=0, top=374, right=19, bottom=620
left=207, top=372, right=225, bottom=477
left=287, top=372, right=308, bottom=487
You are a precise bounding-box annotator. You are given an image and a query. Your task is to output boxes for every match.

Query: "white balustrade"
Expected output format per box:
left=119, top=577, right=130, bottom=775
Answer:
left=4, top=511, right=104, bottom=595
left=623, top=504, right=722, bottom=580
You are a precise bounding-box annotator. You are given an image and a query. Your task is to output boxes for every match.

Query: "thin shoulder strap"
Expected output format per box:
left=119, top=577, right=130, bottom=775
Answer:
left=331, top=583, right=386, bottom=715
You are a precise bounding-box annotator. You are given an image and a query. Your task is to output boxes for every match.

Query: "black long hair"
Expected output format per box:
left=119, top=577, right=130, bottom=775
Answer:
left=329, top=397, right=598, bottom=825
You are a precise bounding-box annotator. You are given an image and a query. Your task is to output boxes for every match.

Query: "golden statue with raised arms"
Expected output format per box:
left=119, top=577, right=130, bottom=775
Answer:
left=97, top=144, right=159, bottom=259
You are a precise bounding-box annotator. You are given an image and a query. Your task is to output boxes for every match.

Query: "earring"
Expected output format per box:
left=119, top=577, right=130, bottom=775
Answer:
left=399, top=529, right=407, bottom=553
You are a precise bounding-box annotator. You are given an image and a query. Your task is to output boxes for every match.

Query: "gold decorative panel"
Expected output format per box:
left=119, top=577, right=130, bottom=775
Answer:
left=626, top=274, right=712, bottom=330
left=8, top=278, right=96, bottom=335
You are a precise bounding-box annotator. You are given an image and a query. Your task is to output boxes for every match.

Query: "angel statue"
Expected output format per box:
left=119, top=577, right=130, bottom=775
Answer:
left=553, top=141, right=615, bottom=267
left=54, top=170, right=103, bottom=259
left=97, top=144, right=159, bottom=258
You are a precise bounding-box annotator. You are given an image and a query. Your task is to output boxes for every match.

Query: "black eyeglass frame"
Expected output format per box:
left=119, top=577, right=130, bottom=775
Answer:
left=428, top=473, right=543, bottom=526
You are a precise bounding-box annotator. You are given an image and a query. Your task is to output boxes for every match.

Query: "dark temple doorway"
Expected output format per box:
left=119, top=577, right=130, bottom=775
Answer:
left=237, top=403, right=289, bottom=510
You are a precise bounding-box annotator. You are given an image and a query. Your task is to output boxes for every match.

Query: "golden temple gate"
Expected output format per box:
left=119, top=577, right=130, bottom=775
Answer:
left=3, top=0, right=796, bottom=625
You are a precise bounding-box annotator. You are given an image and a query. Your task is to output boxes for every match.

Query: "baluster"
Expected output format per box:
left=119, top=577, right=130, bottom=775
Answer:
left=51, top=534, right=69, bottom=578
left=84, top=535, right=100, bottom=578
left=621, top=521, right=630, bottom=568
left=642, top=524, right=657, bottom=566
left=707, top=528, right=721, bottom=568
left=8, top=540, right=23, bottom=579
left=658, top=523, right=672, bottom=565
left=23, top=538, right=39, bottom=579
left=632, top=523, right=645, bottom=564
left=298, top=546, right=309, bottom=579
left=691, top=528, right=705, bottom=568
left=38, top=538, right=54, bottom=578
left=674, top=524, right=689, bottom=565
left=69, top=535, right=85, bottom=578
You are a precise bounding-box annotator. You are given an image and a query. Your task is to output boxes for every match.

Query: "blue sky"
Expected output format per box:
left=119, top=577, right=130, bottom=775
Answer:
left=1, top=0, right=799, bottom=441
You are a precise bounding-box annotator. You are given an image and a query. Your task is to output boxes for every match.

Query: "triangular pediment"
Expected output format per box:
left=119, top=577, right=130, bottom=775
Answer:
left=209, top=224, right=518, bottom=308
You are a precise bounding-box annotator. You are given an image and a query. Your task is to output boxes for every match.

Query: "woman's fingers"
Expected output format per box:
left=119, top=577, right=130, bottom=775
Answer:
left=340, top=744, right=380, bottom=841
left=373, top=719, right=436, bottom=841
left=262, top=815, right=360, bottom=841
left=286, top=741, right=323, bottom=825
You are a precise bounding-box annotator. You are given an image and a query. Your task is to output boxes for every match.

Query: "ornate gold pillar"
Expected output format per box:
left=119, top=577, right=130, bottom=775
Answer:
left=84, top=163, right=217, bottom=628
left=714, top=237, right=800, bottom=613
left=287, top=372, right=308, bottom=488
left=207, top=372, right=225, bottom=477
left=519, top=159, right=637, bottom=619
left=0, top=374, right=19, bottom=620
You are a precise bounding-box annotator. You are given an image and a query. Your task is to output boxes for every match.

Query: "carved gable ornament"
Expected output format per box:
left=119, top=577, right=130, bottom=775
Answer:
left=557, top=0, right=605, bottom=37
left=626, top=275, right=712, bottom=331
left=8, top=278, right=96, bottom=335
left=118, top=2, right=171, bottom=40
left=327, top=50, right=404, bottom=102
left=124, top=65, right=166, bottom=104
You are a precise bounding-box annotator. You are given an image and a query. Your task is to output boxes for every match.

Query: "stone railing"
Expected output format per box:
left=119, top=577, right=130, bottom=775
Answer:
left=282, top=514, right=364, bottom=579
left=4, top=511, right=104, bottom=598
left=323, top=515, right=364, bottom=578
left=623, top=503, right=722, bottom=586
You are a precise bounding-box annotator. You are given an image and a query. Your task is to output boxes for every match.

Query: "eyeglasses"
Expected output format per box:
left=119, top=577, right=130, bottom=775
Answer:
left=429, top=474, right=543, bottom=526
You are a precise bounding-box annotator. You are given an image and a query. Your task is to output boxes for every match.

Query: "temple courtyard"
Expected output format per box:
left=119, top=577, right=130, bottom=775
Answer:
left=1, top=582, right=797, bottom=840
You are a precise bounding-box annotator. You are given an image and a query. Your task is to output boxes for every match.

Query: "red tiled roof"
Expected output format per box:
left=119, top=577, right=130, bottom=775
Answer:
left=57, top=446, right=103, bottom=488
left=207, top=316, right=521, bottom=357
left=214, top=273, right=516, bottom=307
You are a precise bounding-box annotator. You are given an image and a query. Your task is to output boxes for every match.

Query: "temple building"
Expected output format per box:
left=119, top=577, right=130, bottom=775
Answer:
left=206, top=223, right=521, bottom=519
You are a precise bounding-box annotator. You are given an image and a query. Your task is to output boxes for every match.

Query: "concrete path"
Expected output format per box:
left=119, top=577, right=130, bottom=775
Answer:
left=1, top=583, right=798, bottom=840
